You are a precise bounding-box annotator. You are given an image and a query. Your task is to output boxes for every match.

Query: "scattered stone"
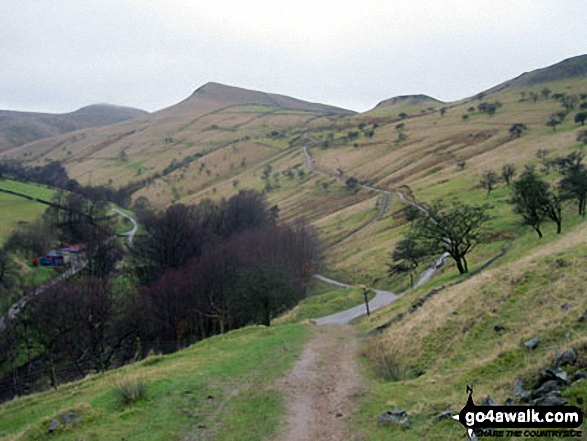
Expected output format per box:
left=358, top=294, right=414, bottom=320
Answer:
left=48, top=419, right=60, bottom=433
left=377, top=409, right=411, bottom=428
left=480, top=396, right=498, bottom=406
left=47, top=412, right=82, bottom=434
left=561, top=303, right=572, bottom=311
left=435, top=410, right=452, bottom=421
left=523, top=337, right=539, bottom=350
left=513, top=379, right=531, bottom=402
left=494, top=324, right=505, bottom=332
left=336, top=413, right=343, bottom=418
left=532, top=380, right=560, bottom=399
left=579, top=311, right=587, bottom=322
left=533, top=396, right=568, bottom=406
left=207, top=395, right=214, bottom=400
left=573, top=371, right=587, bottom=382
left=564, top=332, right=571, bottom=339
left=539, top=367, right=569, bottom=386
left=504, top=398, right=515, bottom=406
left=60, top=412, right=82, bottom=426
left=556, top=349, right=577, bottom=367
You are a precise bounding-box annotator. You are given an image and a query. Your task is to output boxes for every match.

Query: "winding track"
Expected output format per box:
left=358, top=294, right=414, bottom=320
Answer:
left=0, top=209, right=138, bottom=332
left=302, top=137, right=448, bottom=325
left=113, top=208, right=138, bottom=248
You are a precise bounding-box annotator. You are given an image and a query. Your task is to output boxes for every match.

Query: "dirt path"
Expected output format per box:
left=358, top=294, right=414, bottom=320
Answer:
left=275, top=325, right=362, bottom=441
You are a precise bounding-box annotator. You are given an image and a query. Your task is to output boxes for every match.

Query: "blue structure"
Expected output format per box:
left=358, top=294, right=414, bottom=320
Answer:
left=40, top=250, right=64, bottom=266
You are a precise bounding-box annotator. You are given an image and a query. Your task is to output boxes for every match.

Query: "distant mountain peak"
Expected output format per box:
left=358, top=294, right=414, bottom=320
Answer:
left=186, top=82, right=355, bottom=115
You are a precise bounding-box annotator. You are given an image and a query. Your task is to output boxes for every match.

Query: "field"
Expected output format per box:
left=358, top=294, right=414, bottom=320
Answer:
left=0, top=193, right=47, bottom=245
left=0, top=179, right=59, bottom=244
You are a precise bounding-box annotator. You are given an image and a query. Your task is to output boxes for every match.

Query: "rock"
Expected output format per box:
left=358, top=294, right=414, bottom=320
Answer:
left=532, top=380, right=560, bottom=399
left=480, top=395, right=498, bottom=406
left=556, top=349, right=577, bottom=367
left=579, top=311, right=587, bottom=322
left=435, top=410, right=452, bottom=421
left=533, top=396, right=568, bottom=406
left=494, top=324, right=505, bottom=332
left=539, top=367, right=569, bottom=386
left=60, top=412, right=82, bottom=426
left=573, top=371, right=587, bottom=381
left=524, top=338, right=539, bottom=350
left=561, top=303, right=572, bottom=311
left=504, top=397, right=515, bottom=406
left=513, top=379, right=531, bottom=402
left=564, top=332, right=571, bottom=339
left=377, top=409, right=411, bottom=428
left=48, top=419, right=60, bottom=433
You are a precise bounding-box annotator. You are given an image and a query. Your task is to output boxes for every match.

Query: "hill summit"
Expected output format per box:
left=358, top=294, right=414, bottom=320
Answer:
left=373, top=94, right=444, bottom=110
left=184, top=82, right=355, bottom=115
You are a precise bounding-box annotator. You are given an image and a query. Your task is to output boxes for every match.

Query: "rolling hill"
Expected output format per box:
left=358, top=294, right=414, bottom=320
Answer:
left=1, top=55, right=587, bottom=440
left=0, top=104, right=148, bottom=152
left=1, top=56, right=586, bottom=284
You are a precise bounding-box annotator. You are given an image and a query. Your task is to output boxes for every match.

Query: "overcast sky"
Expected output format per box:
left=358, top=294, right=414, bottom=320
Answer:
left=1, top=0, right=586, bottom=114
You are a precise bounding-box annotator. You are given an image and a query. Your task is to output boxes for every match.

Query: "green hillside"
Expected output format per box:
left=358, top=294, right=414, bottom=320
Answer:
left=1, top=55, right=586, bottom=440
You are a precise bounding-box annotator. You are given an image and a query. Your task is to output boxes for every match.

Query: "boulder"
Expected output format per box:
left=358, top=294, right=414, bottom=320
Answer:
left=435, top=410, right=452, bottom=421
left=539, top=367, right=569, bottom=386
left=377, top=409, right=411, bottom=428
left=523, top=338, right=539, bottom=350
left=532, top=380, right=560, bottom=399
left=504, top=397, right=515, bottom=406
left=579, top=311, right=587, bottom=323
left=573, top=371, right=587, bottom=382
left=60, top=412, right=82, bottom=426
left=555, top=349, right=577, bottom=367
left=513, top=379, right=531, bottom=402
left=47, top=412, right=81, bottom=433
left=480, top=395, right=498, bottom=406
left=533, top=396, right=568, bottom=406
left=48, top=419, right=60, bottom=433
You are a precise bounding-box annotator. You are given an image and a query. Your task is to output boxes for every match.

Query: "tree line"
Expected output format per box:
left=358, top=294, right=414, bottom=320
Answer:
left=0, top=190, right=320, bottom=398
left=389, top=148, right=586, bottom=284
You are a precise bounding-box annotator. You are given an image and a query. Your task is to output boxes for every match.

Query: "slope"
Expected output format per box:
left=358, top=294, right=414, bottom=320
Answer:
left=0, top=105, right=148, bottom=152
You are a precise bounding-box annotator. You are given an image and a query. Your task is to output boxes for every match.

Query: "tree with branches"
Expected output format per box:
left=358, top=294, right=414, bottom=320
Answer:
left=480, top=170, right=499, bottom=198
left=405, top=200, right=489, bottom=274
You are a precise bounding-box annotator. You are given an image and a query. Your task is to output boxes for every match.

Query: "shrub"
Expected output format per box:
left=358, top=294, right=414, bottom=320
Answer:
left=111, top=375, right=147, bottom=406
left=365, top=338, right=412, bottom=381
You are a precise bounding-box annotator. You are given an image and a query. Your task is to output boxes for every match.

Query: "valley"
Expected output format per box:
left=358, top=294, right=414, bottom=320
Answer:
left=0, top=54, right=586, bottom=440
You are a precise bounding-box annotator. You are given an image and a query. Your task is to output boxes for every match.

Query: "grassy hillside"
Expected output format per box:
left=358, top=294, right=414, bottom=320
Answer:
left=1, top=56, right=586, bottom=439
left=355, top=222, right=587, bottom=440
left=0, top=105, right=148, bottom=152
left=0, top=325, right=310, bottom=440
left=2, top=58, right=586, bottom=288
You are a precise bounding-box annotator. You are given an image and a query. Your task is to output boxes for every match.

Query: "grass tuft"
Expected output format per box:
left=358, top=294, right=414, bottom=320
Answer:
left=111, top=375, right=147, bottom=406
left=364, top=337, right=413, bottom=381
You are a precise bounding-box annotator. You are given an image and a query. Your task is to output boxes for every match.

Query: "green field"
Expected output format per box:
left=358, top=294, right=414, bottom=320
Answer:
left=0, top=179, right=58, bottom=203
left=0, top=193, right=48, bottom=245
